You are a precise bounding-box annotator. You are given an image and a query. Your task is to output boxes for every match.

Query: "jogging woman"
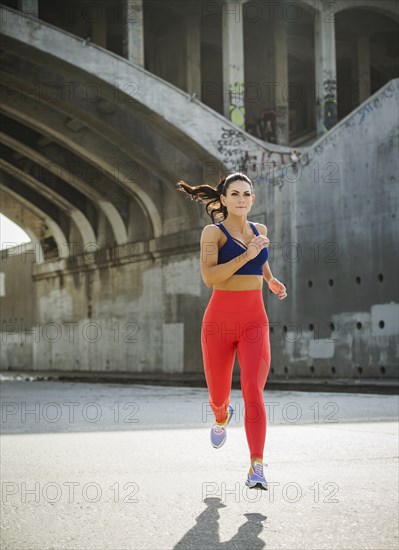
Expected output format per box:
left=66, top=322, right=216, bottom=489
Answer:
left=176, top=172, right=287, bottom=490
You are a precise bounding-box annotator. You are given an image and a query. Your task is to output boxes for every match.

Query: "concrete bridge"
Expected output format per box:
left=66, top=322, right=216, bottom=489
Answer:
left=0, top=3, right=398, bottom=390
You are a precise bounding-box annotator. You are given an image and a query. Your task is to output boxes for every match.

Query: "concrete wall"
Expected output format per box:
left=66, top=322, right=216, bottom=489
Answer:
left=1, top=228, right=209, bottom=374
left=0, top=242, right=35, bottom=370
left=0, top=3, right=397, bottom=384
left=262, top=79, right=398, bottom=382
left=1, top=80, right=398, bottom=383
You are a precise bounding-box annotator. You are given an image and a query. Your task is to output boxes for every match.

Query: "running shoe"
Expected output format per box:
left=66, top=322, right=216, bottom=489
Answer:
left=245, top=460, right=268, bottom=490
left=210, top=404, right=234, bottom=448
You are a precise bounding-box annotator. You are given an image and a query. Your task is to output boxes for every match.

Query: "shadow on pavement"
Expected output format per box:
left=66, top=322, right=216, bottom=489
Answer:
left=174, top=497, right=267, bottom=549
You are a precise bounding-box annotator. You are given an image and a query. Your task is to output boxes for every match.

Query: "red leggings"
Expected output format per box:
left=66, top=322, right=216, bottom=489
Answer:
left=201, top=289, right=271, bottom=460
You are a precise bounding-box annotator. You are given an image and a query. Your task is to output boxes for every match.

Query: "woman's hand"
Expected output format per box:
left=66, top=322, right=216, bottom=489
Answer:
left=245, top=235, right=270, bottom=261
left=268, top=278, right=287, bottom=300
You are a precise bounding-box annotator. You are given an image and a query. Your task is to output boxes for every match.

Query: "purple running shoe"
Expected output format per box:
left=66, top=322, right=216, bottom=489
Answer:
left=245, top=460, right=268, bottom=490
left=210, top=404, right=234, bottom=448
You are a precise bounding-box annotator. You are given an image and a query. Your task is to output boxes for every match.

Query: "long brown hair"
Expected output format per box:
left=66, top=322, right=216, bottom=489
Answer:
left=176, top=172, right=253, bottom=223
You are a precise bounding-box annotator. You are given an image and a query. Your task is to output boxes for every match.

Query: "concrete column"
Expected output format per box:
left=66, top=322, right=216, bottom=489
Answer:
left=92, top=7, right=107, bottom=48
left=244, top=18, right=275, bottom=142
left=123, top=0, right=144, bottom=66
left=185, top=14, right=201, bottom=98
left=17, top=0, right=38, bottom=18
left=274, top=19, right=289, bottom=145
left=222, top=0, right=245, bottom=129
left=358, top=35, right=371, bottom=103
left=314, top=6, right=337, bottom=135
left=314, top=15, right=324, bottom=136
left=351, top=43, right=359, bottom=110
left=307, top=65, right=315, bottom=132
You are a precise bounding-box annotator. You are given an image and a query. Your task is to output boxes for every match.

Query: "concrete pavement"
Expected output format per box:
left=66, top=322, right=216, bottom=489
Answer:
left=1, top=381, right=398, bottom=549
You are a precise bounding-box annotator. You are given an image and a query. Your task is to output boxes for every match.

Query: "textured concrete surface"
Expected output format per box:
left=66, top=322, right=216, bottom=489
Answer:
left=1, top=3, right=398, bottom=381
left=1, top=381, right=398, bottom=549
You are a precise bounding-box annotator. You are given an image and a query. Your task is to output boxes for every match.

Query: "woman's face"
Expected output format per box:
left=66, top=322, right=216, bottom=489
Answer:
left=221, top=180, right=254, bottom=215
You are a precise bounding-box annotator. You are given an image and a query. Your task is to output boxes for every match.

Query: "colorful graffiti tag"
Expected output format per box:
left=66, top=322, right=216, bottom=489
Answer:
left=323, top=79, right=337, bottom=132
left=228, top=81, right=245, bottom=129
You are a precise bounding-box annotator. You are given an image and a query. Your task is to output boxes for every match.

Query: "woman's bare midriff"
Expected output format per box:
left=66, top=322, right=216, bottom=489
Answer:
left=213, top=274, right=264, bottom=291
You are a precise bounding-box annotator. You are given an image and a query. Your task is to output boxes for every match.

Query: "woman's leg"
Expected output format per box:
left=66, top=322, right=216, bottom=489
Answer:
left=201, top=306, right=237, bottom=423
left=236, top=307, right=271, bottom=461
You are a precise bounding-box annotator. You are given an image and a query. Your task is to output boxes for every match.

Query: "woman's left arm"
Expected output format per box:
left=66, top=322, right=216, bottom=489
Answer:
left=256, top=223, right=288, bottom=300
left=262, top=261, right=274, bottom=284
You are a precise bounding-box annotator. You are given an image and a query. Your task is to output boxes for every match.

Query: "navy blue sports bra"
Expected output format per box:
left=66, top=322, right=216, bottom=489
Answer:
left=216, top=221, right=268, bottom=275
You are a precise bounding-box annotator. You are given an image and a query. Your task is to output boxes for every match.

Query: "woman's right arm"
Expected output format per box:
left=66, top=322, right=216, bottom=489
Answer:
left=200, top=225, right=268, bottom=287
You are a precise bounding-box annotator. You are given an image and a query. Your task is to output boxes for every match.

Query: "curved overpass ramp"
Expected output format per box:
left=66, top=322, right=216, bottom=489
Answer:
left=0, top=4, right=291, bottom=259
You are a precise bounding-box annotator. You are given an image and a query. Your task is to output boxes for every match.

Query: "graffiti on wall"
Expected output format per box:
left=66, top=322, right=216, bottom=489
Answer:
left=228, top=82, right=245, bottom=129
left=215, top=124, right=292, bottom=187
left=323, top=78, right=337, bottom=132
left=356, top=80, right=395, bottom=125
left=216, top=126, right=248, bottom=171
left=247, top=109, right=277, bottom=143
left=276, top=105, right=289, bottom=144
left=242, top=149, right=292, bottom=189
